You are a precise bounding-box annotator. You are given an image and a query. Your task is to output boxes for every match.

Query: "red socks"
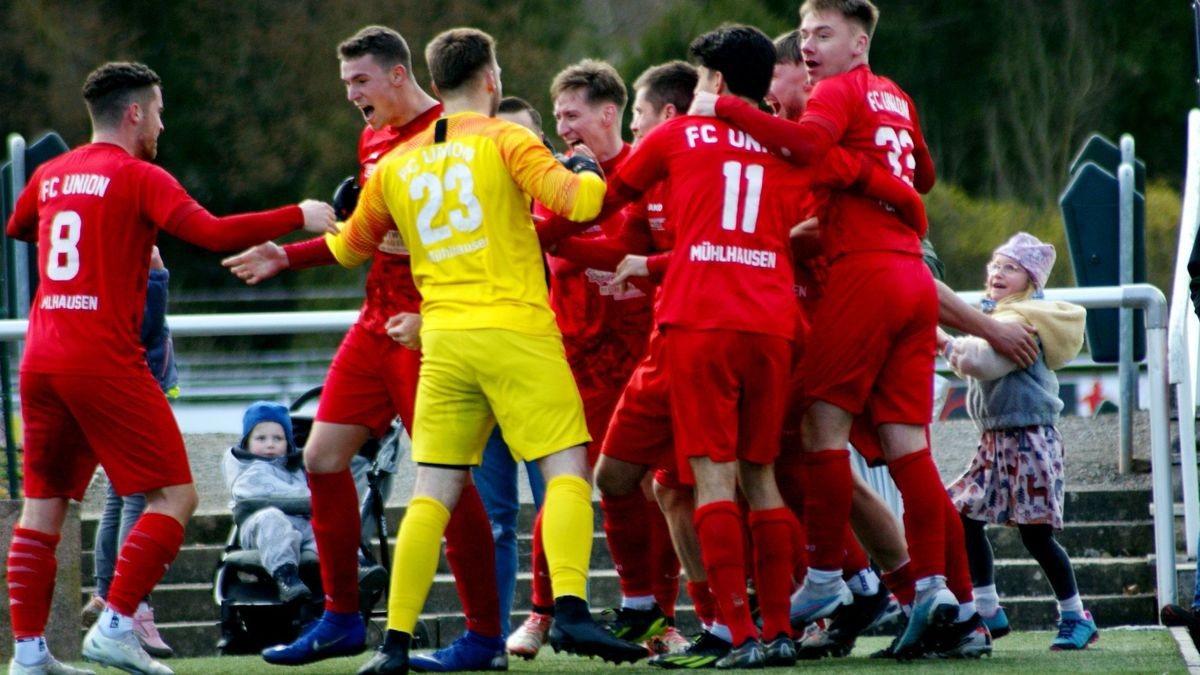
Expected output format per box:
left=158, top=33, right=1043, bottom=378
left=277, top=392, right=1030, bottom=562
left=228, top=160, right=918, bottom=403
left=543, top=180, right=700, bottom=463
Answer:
left=648, top=502, right=681, bottom=617
left=687, top=580, right=717, bottom=626
left=888, top=449, right=947, bottom=580
left=748, top=508, right=795, bottom=640
left=694, top=501, right=756, bottom=646
left=445, top=483, right=502, bottom=638
left=309, top=469, right=363, bottom=613
left=529, top=509, right=554, bottom=611
left=7, top=527, right=59, bottom=638
left=842, top=526, right=869, bottom=577
left=942, top=496, right=973, bottom=603
left=601, top=491, right=654, bottom=598
left=882, top=560, right=916, bottom=607
left=107, top=513, right=184, bottom=616
left=801, top=449, right=852, bottom=572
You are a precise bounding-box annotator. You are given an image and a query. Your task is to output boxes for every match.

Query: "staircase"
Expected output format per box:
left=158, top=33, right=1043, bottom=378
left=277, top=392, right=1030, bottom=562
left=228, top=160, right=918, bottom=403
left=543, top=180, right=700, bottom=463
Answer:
left=80, top=482, right=1158, bottom=657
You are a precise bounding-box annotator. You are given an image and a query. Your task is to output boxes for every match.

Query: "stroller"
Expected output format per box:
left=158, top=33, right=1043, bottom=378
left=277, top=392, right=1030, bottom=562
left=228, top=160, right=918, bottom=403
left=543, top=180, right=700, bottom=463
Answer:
left=212, top=387, right=405, bottom=654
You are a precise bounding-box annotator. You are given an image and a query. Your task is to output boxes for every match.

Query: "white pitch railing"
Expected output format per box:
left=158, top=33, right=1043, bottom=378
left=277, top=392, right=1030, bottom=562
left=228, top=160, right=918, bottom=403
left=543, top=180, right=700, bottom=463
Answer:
left=0, top=283, right=1177, bottom=607
left=1169, top=109, right=1200, bottom=559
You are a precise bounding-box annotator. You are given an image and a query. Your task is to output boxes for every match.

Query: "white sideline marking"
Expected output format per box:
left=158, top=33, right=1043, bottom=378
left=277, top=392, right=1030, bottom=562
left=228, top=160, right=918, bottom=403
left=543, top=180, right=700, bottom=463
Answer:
left=1170, top=626, right=1200, bottom=674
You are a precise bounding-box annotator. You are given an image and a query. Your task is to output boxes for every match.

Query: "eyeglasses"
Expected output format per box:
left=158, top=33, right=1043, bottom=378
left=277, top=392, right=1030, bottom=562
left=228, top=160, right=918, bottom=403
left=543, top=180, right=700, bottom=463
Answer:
left=986, top=261, right=1024, bottom=276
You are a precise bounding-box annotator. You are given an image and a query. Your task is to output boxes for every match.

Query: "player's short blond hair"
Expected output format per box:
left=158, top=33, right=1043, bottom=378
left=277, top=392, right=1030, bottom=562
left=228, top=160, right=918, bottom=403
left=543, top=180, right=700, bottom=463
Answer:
left=799, top=0, right=879, bottom=39
left=550, top=59, right=627, bottom=110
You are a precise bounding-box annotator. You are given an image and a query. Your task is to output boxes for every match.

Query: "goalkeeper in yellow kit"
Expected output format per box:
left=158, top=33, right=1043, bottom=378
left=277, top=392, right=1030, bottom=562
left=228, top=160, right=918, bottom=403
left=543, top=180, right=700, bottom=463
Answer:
left=325, top=27, right=647, bottom=675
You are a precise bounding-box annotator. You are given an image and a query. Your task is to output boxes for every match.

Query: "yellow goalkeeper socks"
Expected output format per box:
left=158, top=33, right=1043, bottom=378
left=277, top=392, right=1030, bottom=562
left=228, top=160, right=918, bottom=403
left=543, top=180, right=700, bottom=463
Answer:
left=386, top=496, right=451, bottom=633
left=540, top=474, right=593, bottom=601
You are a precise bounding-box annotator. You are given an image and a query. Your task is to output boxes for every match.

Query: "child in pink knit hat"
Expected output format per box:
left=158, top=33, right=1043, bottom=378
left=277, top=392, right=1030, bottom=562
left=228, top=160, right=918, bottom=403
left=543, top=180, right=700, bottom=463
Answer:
left=937, top=232, right=1094, bottom=651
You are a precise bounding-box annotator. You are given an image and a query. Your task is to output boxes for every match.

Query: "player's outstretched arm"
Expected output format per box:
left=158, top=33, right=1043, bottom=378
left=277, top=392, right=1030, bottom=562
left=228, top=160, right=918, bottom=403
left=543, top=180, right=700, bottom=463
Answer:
left=222, top=242, right=288, bottom=285
left=936, top=279, right=1038, bottom=368
left=690, top=92, right=836, bottom=165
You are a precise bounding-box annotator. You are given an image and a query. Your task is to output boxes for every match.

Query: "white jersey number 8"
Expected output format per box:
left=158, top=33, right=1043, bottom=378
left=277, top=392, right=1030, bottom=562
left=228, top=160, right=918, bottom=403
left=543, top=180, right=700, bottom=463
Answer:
left=411, top=163, right=483, bottom=246
left=47, top=210, right=82, bottom=281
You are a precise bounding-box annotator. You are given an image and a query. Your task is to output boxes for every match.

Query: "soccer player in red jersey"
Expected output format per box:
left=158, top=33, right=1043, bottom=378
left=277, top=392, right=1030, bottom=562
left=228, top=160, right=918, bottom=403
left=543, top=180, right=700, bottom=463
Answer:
left=4, top=61, right=335, bottom=675
left=599, top=25, right=831, bottom=668
left=507, top=59, right=654, bottom=659
left=222, top=27, right=504, bottom=669
left=690, top=0, right=976, bottom=657
left=557, top=61, right=696, bottom=656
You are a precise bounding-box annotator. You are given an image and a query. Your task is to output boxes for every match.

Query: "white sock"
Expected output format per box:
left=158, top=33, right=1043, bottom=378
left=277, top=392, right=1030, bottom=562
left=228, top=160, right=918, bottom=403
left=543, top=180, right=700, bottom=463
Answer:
left=709, top=622, right=733, bottom=644
left=974, top=584, right=999, bottom=617
left=621, top=594, right=656, bottom=611
left=958, top=601, right=976, bottom=622
left=14, top=636, right=48, bottom=666
left=847, top=567, right=881, bottom=596
left=1058, top=594, right=1084, bottom=615
left=98, top=606, right=134, bottom=637
left=914, top=574, right=947, bottom=594
left=805, top=567, right=842, bottom=589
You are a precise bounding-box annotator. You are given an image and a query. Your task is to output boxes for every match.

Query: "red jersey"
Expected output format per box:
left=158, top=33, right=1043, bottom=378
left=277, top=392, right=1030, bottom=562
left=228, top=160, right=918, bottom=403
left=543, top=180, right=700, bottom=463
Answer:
left=611, top=116, right=806, bottom=340
left=544, top=143, right=653, bottom=392
left=285, top=104, right=443, bottom=334
left=6, top=142, right=301, bottom=376
left=801, top=65, right=929, bottom=260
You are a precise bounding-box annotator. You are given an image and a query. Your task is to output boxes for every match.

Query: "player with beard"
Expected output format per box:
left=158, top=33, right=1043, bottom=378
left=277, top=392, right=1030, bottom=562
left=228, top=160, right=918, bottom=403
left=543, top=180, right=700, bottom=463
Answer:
left=223, top=26, right=505, bottom=671
left=5, top=61, right=334, bottom=675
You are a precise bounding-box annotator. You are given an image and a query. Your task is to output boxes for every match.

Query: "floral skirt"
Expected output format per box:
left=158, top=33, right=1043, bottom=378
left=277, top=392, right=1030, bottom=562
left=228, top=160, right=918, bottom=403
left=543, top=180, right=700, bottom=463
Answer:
left=946, top=424, right=1065, bottom=529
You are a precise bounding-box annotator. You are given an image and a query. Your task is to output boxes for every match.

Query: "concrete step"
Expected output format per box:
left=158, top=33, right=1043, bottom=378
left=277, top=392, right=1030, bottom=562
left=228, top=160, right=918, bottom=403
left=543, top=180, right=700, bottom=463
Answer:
left=986, top=520, right=1153, bottom=558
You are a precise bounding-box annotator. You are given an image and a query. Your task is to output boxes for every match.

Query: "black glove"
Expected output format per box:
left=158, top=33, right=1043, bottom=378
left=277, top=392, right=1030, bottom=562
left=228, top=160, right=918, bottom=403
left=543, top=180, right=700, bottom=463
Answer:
left=560, top=153, right=602, bottom=178
left=332, top=175, right=360, bottom=221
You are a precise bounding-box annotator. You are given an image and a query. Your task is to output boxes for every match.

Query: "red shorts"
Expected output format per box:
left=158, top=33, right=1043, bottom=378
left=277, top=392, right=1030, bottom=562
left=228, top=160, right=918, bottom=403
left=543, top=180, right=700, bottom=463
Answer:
left=316, top=323, right=421, bottom=437
left=20, top=371, right=190, bottom=500
left=579, top=383, right=622, bottom=466
left=667, top=328, right=791, bottom=475
left=803, top=253, right=936, bottom=426
left=601, top=329, right=674, bottom=472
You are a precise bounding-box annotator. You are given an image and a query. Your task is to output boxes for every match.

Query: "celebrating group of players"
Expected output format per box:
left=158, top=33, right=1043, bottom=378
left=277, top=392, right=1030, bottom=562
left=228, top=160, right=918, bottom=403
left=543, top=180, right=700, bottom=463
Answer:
left=5, top=1, right=1053, bottom=674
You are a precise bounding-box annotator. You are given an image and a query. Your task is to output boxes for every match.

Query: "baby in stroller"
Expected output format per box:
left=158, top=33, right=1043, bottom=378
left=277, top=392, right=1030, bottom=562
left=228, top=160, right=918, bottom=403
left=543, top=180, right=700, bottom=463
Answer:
left=214, top=394, right=395, bottom=654
left=221, top=401, right=316, bottom=603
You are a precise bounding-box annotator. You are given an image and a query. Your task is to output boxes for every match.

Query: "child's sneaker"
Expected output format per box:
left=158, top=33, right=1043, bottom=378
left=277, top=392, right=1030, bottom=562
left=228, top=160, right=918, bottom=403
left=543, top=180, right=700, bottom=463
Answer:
left=80, top=595, right=106, bottom=629
left=1050, top=610, right=1098, bottom=651
left=132, top=602, right=174, bottom=658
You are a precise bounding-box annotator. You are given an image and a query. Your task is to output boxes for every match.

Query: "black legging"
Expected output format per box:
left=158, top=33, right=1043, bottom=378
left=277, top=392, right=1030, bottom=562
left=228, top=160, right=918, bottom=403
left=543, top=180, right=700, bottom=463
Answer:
left=959, top=514, right=1079, bottom=601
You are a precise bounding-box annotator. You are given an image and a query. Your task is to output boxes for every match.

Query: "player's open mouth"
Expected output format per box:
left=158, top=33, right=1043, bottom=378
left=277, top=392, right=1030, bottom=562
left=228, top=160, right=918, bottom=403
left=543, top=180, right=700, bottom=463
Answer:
left=805, top=60, right=819, bottom=69
left=361, top=105, right=375, bottom=121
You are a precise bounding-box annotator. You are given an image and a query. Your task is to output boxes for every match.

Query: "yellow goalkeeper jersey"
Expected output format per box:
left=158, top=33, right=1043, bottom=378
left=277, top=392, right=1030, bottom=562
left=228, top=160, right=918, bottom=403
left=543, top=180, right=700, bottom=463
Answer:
left=327, top=111, right=605, bottom=335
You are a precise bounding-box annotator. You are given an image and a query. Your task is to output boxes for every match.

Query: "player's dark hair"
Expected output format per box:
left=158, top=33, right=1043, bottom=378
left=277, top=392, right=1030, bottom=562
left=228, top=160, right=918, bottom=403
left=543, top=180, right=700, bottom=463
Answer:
left=550, top=59, right=627, bottom=110
left=338, top=25, right=414, bottom=71
left=799, top=0, right=879, bottom=39
left=82, top=62, right=161, bottom=128
left=632, top=61, right=698, bottom=115
left=688, top=25, right=775, bottom=102
left=425, top=28, right=496, bottom=94
left=498, top=96, right=543, bottom=130
left=774, top=30, right=804, bottom=65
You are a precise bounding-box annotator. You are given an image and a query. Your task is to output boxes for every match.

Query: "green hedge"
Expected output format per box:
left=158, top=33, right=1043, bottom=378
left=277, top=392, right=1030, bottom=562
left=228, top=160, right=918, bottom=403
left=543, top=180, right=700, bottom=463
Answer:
left=926, top=180, right=1183, bottom=299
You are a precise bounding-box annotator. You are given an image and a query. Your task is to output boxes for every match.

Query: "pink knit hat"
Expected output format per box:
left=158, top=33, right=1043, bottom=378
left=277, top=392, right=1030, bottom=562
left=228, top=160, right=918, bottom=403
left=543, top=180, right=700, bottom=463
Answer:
left=994, top=232, right=1056, bottom=289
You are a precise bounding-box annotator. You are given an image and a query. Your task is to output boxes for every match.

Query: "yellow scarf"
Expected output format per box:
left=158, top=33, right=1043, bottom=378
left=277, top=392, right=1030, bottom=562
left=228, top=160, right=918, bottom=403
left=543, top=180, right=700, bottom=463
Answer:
left=991, top=299, right=1086, bottom=370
